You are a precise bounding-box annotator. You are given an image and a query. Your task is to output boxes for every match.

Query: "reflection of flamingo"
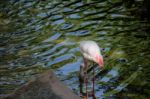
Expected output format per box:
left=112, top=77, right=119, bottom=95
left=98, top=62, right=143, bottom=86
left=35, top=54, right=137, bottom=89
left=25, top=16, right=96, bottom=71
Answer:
left=79, top=41, right=104, bottom=99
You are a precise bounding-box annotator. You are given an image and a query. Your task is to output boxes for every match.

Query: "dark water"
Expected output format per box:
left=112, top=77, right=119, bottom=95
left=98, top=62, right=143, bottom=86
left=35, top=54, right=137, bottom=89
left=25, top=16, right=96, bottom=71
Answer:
left=0, top=0, right=150, bottom=98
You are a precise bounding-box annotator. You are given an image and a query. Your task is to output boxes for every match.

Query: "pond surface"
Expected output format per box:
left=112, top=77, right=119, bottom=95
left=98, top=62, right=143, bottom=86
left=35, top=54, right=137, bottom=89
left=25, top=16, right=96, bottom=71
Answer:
left=0, top=0, right=150, bottom=98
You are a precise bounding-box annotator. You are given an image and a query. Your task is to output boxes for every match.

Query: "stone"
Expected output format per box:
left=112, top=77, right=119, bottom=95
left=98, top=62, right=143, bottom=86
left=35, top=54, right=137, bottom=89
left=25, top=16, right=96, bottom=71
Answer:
left=0, top=70, right=81, bottom=99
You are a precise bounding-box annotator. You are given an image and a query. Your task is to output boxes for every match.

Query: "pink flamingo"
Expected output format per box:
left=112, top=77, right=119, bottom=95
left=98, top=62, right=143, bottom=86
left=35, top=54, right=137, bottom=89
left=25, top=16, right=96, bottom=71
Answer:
left=79, top=40, right=104, bottom=99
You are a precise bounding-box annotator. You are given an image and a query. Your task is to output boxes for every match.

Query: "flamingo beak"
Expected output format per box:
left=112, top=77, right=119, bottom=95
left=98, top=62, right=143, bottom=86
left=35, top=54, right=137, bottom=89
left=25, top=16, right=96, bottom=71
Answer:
left=98, top=55, right=104, bottom=69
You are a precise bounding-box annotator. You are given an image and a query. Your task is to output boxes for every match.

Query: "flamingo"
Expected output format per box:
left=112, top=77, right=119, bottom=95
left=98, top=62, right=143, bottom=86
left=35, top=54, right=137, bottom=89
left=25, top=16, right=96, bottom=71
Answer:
left=79, top=40, right=104, bottom=99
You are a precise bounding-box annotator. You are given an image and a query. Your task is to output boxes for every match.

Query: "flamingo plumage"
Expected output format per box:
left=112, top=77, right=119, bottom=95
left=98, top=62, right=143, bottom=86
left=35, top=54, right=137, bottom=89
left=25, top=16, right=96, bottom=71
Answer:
left=79, top=40, right=104, bottom=99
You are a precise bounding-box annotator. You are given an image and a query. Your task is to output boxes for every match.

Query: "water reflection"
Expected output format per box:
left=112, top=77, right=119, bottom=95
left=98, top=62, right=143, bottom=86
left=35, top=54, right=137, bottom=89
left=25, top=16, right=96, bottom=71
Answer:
left=0, top=0, right=149, bottom=98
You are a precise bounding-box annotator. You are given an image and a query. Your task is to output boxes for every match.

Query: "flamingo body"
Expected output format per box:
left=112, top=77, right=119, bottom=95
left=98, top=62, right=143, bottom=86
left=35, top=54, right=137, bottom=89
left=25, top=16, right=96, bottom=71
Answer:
left=79, top=40, right=103, bottom=68
left=79, top=40, right=104, bottom=98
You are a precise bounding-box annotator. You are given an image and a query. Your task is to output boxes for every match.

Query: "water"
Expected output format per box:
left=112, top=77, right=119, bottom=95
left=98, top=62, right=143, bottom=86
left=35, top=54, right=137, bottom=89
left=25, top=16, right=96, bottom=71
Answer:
left=0, top=0, right=150, bottom=98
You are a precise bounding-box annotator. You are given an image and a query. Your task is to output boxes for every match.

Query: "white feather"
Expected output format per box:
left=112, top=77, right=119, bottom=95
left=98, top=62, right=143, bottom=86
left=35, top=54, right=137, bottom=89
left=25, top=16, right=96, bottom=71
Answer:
left=79, top=40, right=101, bottom=62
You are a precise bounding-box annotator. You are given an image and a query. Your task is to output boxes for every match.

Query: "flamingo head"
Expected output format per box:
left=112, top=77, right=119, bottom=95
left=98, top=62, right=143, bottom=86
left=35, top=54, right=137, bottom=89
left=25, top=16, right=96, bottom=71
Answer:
left=95, top=54, right=104, bottom=69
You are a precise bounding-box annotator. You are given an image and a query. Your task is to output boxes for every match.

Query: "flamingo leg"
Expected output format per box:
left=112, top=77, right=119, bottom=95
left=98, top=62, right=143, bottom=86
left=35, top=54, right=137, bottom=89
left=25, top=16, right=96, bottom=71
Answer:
left=83, top=58, right=88, bottom=99
left=92, top=62, right=96, bottom=99
left=85, top=74, right=88, bottom=99
left=79, top=65, right=84, bottom=95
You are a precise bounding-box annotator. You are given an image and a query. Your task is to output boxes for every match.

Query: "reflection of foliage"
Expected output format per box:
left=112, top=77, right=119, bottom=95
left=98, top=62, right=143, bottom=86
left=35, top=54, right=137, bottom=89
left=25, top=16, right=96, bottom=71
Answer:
left=103, top=69, right=140, bottom=97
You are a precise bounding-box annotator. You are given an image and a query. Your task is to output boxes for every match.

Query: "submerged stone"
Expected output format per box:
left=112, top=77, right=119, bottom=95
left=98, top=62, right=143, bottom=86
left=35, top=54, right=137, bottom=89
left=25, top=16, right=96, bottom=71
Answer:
left=0, top=70, right=81, bottom=99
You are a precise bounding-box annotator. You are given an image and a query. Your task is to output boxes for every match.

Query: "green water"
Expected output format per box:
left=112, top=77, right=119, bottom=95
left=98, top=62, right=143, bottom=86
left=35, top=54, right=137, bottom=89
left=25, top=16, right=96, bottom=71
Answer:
left=0, top=0, right=150, bottom=98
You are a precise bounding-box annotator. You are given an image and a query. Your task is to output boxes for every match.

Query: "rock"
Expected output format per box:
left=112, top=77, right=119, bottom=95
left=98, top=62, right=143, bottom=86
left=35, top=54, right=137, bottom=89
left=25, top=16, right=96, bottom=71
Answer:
left=0, top=70, right=81, bottom=99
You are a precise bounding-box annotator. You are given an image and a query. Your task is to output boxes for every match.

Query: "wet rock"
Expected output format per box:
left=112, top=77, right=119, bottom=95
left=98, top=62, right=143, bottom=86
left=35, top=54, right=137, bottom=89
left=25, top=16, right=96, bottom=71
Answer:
left=0, top=70, right=81, bottom=99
